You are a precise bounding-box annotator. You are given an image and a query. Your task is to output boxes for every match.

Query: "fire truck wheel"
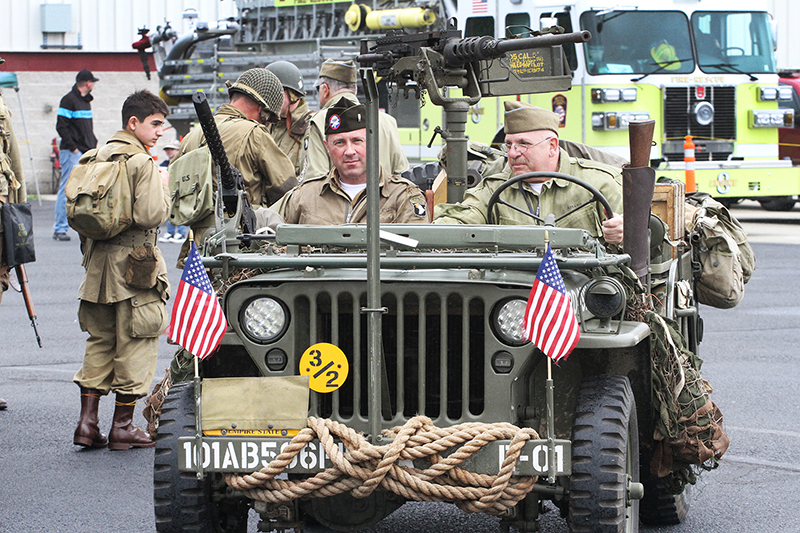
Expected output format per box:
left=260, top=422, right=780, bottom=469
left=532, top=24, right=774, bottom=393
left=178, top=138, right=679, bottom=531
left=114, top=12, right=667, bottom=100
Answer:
left=153, top=381, right=250, bottom=533
left=759, top=198, right=796, bottom=212
left=568, top=375, right=639, bottom=533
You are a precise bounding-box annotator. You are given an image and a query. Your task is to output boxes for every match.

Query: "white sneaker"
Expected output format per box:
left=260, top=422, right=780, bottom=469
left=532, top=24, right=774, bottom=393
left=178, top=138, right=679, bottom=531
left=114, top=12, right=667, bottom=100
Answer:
left=169, top=234, right=186, bottom=243
left=158, top=233, right=174, bottom=243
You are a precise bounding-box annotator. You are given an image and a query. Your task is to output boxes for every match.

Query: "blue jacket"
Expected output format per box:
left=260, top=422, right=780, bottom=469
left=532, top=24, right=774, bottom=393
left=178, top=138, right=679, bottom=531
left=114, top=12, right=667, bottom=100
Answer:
left=56, top=85, right=97, bottom=153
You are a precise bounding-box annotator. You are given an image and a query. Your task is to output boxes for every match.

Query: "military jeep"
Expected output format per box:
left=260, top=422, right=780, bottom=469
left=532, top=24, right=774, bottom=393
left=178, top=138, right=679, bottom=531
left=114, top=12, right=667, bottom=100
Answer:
left=152, top=28, right=722, bottom=533
left=153, top=186, right=708, bottom=532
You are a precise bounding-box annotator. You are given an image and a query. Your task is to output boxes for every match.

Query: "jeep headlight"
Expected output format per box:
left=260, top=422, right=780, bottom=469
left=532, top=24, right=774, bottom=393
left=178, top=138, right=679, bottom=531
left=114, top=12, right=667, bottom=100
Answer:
left=582, top=277, right=625, bottom=318
left=241, top=297, right=288, bottom=343
left=492, top=298, right=529, bottom=346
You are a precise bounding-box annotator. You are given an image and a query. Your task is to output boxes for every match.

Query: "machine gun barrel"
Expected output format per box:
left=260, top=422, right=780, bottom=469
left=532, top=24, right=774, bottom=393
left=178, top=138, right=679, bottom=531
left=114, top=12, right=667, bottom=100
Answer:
left=443, top=30, right=590, bottom=67
left=192, top=92, right=236, bottom=192
left=191, top=91, right=257, bottom=239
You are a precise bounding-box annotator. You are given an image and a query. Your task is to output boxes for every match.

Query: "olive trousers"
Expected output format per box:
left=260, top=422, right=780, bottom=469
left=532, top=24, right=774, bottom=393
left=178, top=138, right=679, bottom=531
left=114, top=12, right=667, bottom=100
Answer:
left=73, top=291, right=166, bottom=397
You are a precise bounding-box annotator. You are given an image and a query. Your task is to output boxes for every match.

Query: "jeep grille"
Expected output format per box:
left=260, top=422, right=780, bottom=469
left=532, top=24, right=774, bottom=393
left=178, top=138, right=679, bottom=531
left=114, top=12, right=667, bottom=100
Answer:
left=297, top=285, right=489, bottom=427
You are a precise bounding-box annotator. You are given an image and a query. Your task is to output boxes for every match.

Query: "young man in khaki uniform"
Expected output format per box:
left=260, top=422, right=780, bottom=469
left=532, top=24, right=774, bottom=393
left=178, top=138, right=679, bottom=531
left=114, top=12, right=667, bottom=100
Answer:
left=299, top=59, right=409, bottom=181
left=434, top=101, right=625, bottom=245
left=72, top=90, right=172, bottom=450
left=266, top=61, right=314, bottom=175
left=278, top=100, right=427, bottom=224
left=0, top=56, right=27, bottom=411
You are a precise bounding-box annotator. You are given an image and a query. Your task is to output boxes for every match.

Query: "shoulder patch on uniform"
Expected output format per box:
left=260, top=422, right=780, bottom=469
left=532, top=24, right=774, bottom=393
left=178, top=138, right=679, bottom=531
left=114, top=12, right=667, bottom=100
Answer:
left=410, top=198, right=427, bottom=218
left=575, top=158, right=620, bottom=176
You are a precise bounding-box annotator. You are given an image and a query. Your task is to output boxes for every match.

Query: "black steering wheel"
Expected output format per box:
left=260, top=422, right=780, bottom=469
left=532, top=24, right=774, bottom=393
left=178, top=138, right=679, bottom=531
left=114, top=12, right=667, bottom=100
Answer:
left=486, top=171, right=614, bottom=225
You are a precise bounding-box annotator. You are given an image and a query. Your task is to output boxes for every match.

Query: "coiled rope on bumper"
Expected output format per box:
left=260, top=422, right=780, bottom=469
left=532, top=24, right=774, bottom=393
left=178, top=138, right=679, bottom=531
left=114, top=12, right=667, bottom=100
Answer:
left=223, top=416, right=540, bottom=515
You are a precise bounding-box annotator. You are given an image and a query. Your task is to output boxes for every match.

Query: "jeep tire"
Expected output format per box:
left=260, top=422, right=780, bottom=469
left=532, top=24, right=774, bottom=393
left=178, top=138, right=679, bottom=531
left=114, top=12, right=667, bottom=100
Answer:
left=568, top=375, right=639, bottom=533
left=153, top=381, right=250, bottom=533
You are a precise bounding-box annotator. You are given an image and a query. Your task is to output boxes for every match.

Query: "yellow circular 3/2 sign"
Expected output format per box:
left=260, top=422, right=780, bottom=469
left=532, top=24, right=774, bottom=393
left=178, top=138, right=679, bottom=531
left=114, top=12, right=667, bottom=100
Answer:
left=299, top=343, right=349, bottom=393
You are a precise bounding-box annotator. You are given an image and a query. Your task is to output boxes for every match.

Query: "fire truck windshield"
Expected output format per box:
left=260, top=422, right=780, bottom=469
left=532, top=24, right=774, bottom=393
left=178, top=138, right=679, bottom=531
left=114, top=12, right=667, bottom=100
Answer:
left=692, top=11, right=775, bottom=74
left=580, top=10, right=694, bottom=75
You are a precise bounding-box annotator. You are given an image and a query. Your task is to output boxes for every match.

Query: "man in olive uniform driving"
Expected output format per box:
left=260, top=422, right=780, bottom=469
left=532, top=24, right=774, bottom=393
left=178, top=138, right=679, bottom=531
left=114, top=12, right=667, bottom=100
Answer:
left=433, top=101, right=624, bottom=244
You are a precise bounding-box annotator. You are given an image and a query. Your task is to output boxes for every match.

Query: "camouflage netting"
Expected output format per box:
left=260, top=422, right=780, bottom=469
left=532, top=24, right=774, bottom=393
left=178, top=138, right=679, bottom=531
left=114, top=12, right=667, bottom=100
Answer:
left=645, top=311, right=729, bottom=493
left=607, top=263, right=729, bottom=493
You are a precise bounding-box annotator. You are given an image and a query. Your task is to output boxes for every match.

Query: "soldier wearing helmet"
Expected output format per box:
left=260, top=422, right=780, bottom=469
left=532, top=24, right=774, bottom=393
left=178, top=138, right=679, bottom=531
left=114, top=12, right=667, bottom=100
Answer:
left=266, top=61, right=314, bottom=175
left=299, top=59, right=409, bottom=182
left=175, top=68, right=296, bottom=210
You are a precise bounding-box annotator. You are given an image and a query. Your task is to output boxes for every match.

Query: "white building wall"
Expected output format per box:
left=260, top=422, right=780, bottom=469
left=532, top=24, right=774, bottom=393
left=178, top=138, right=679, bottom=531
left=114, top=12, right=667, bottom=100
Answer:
left=0, top=0, right=238, bottom=52
left=769, top=0, right=800, bottom=70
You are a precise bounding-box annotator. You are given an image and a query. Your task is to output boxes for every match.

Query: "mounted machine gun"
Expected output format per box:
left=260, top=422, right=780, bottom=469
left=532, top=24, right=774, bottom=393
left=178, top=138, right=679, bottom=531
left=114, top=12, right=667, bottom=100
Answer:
left=357, top=20, right=590, bottom=201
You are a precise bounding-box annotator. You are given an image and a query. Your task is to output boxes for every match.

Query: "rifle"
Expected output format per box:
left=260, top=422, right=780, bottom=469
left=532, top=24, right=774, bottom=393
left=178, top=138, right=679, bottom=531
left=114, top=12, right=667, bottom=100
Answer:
left=191, top=91, right=257, bottom=243
left=14, top=265, right=42, bottom=348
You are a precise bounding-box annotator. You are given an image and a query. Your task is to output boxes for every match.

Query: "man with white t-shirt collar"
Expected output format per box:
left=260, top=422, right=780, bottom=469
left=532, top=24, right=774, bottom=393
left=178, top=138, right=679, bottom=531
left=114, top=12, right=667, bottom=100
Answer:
left=433, top=101, right=625, bottom=245
left=275, top=99, right=427, bottom=224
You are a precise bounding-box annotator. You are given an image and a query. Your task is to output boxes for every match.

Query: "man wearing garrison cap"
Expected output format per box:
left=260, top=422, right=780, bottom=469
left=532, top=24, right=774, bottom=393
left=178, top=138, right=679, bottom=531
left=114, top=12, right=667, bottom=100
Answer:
left=276, top=100, right=426, bottom=224
left=434, top=101, right=624, bottom=245
left=299, top=58, right=408, bottom=182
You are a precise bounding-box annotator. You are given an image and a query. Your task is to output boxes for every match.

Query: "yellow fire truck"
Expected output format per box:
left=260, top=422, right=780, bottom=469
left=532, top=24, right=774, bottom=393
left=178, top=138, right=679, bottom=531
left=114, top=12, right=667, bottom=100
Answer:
left=429, top=0, right=798, bottom=210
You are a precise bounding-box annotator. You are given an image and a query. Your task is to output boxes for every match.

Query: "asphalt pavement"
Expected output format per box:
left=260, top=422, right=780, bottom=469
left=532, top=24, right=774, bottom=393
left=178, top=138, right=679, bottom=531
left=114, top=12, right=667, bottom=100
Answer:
left=1, top=199, right=798, bottom=533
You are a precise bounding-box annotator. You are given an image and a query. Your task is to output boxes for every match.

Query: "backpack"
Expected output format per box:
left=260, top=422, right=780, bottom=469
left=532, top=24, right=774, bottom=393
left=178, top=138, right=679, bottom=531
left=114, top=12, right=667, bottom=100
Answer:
left=167, top=144, right=214, bottom=226
left=685, top=193, right=755, bottom=309
left=65, top=149, right=134, bottom=240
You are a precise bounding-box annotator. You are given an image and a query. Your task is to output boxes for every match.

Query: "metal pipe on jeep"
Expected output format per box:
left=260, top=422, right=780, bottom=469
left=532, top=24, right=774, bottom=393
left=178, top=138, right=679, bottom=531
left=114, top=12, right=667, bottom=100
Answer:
left=363, top=69, right=385, bottom=443
left=622, top=120, right=656, bottom=286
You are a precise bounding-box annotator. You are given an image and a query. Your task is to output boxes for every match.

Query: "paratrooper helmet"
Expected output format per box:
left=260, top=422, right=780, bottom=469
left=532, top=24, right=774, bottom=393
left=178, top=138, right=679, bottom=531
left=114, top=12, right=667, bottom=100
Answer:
left=266, top=61, right=306, bottom=97
left=227, top=68, right=284, bottom=118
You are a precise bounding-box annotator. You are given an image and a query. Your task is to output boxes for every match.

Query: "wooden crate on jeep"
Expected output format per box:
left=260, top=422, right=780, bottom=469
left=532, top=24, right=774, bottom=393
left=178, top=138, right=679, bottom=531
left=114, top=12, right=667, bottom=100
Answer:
left=652, top=181, right=685, bottom=258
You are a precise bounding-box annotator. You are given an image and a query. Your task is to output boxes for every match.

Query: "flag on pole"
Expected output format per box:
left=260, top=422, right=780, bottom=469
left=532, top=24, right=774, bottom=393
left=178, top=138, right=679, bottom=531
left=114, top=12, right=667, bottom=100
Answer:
left=523, top=244, right=580, bottom=363
left=167, top=241, right=227, bottom=359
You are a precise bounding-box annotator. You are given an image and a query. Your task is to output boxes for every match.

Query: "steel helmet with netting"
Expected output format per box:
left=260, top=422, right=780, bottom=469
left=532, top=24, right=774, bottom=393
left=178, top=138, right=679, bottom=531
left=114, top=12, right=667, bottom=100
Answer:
left=266, top=61, right=306, bottom=97
left=227, top=68, right=283, bottom=117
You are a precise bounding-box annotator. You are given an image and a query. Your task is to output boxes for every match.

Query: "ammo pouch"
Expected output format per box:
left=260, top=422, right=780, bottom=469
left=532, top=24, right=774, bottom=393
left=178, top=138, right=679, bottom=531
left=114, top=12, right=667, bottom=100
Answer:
left=125, top=242, right=158, bottom=290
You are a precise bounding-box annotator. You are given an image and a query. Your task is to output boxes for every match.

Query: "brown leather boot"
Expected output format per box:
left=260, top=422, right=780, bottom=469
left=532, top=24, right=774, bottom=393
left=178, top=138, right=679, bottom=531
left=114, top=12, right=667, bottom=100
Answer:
left=73, top=387, right=108, bottom=448
left=108, top=394, right=155, bottom=450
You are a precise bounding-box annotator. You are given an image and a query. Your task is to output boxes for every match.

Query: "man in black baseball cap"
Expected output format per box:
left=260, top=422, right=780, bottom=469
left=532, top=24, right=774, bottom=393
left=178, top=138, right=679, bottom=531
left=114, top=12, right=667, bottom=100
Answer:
left=53, top=69, right=99, bottom=241
left=76, top=69, right=99, bottom=83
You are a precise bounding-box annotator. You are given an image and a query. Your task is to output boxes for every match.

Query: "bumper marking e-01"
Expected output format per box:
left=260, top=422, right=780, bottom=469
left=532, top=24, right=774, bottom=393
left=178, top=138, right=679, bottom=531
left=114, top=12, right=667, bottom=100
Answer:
left=178, top=437, right=571, bottom=476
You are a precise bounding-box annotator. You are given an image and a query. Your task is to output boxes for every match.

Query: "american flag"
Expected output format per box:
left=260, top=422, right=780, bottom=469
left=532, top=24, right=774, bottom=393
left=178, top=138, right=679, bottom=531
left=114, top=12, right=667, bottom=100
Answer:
left=523, top=244, right=580, bottom=363
left=167, top=241, right=227, bottom=359
left=473, top=0, right=488, bottom=14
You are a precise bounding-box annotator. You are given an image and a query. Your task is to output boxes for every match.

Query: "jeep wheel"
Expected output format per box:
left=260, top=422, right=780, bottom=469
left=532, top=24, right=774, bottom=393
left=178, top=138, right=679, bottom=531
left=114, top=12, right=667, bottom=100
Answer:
left=568, top=375, right=640, bottom=533
left=640, top=478, right=690, bottom=525
left=154, top=381, right=250, bottom=533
